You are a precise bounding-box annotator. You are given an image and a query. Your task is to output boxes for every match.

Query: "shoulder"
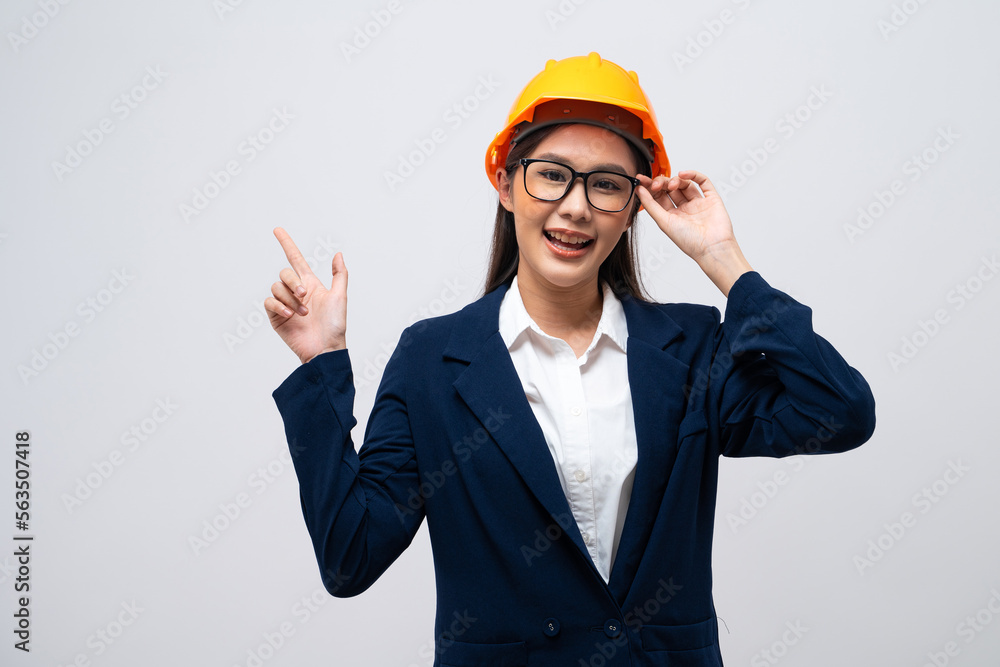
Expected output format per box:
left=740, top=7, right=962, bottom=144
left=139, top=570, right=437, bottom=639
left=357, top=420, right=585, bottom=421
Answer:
left=650, top=299, right=720, bottom=323
left=620, top=270, right=781, bottom=332
left=395, top=284, right=506, bottom=356
left=593, top=285, right=721, bottom=362
left=620, top=290, right=722, bottom=331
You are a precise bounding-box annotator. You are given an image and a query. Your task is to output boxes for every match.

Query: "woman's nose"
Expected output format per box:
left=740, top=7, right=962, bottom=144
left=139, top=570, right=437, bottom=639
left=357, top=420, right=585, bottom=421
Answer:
left=558, top=177, right=592, bottom=219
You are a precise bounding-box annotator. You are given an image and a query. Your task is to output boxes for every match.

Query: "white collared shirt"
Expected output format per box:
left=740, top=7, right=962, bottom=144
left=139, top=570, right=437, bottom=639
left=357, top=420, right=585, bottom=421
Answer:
left=498, top=274, right=638, bottom=583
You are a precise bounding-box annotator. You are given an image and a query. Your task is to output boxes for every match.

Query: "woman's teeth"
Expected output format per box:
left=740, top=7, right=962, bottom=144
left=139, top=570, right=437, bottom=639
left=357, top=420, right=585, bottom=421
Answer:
left=545, top=230, right=593, bottom=248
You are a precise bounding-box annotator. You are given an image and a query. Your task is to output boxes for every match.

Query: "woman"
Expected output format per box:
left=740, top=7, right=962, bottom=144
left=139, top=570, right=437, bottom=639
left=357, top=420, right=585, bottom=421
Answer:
left=267, top=53, right=876, bottom=666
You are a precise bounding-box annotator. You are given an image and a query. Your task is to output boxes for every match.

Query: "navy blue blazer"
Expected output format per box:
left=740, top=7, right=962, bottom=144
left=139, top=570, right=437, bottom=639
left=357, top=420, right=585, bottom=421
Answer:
left=272, top=270, right=876, bottom=667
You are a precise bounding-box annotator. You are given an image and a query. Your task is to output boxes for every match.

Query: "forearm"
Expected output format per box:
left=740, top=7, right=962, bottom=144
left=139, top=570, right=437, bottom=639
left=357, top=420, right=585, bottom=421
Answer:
left=712, top=271, right=877, bottom=457
left=273, top=350, right=366, bottom=589
left=272, top=344, right=424, bottom=596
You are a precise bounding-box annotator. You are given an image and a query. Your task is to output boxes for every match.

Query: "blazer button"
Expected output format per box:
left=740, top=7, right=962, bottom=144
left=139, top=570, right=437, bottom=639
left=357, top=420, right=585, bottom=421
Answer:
left=603, top=618, right=621, bottom=638
left=543, top=617, right=560, bottom=637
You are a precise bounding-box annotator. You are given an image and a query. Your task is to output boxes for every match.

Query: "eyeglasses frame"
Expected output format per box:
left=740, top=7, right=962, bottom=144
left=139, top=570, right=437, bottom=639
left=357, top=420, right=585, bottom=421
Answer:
left=517, top=158, right=640, bottom=213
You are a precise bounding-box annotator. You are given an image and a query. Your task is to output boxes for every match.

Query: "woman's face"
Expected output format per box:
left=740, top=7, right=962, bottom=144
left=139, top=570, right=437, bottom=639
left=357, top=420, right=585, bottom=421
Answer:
left=497, top=123, right=639, bottom=294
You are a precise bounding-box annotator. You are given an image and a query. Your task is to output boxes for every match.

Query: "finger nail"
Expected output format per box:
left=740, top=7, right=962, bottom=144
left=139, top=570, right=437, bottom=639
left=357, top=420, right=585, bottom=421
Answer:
left=296, top=286, right=306, bottom=297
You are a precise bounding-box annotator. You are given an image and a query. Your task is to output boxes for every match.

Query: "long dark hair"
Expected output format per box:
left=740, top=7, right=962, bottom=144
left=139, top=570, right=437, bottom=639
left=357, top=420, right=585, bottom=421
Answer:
left=478, top=123, right=655, bottom=302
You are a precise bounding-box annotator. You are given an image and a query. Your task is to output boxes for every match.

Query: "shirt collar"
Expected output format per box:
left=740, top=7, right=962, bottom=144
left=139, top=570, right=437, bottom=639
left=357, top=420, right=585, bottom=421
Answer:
left=498, top=274, right=628, bottom=353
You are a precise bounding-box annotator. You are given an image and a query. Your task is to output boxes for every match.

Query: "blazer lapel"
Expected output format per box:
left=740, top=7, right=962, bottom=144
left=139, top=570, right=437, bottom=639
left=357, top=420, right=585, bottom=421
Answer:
left=443, top=280, right=691, bottom=601
left=606, top=292, right=690, bottom=603
left=445, top=282, right=594, bottom=569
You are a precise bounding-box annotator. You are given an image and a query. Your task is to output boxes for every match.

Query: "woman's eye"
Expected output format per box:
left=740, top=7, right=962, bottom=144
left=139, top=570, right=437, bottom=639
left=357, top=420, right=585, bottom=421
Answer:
left=593, top=179, right=622, bottom=192
left=539, top=170, right=567, bottom=182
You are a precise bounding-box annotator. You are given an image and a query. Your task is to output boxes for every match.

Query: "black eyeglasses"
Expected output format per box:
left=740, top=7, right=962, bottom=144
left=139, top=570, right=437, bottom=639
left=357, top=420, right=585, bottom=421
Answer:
left=518, top=158, right=639, bottom=213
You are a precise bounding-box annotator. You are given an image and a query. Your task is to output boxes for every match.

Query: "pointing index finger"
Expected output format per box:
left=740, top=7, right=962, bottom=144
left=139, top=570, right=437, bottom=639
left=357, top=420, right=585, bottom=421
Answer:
left=273, top=227, right=314, bottom=277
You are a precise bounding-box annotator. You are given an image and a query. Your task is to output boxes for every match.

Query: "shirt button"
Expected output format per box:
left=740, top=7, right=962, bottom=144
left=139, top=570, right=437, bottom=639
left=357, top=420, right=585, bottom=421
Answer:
left=570, top=405, right=581, bottom=416
left=543, top=617, right=560, bottom=637
left=581, top=531, right=590, bottom=545
left=574, top=469, right=587, bottom=482
left=604, top=619, right=622, bottom=638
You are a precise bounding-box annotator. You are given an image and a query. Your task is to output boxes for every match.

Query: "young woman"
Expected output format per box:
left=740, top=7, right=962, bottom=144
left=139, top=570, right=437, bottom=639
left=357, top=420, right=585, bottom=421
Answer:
left=266, top=52, right=876, bottom=666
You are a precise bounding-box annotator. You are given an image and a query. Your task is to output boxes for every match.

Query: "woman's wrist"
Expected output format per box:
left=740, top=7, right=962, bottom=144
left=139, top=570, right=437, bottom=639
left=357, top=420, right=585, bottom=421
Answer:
left=695, top=240, right=753, bottom=298
left=304, top=340, right=347, bottom=364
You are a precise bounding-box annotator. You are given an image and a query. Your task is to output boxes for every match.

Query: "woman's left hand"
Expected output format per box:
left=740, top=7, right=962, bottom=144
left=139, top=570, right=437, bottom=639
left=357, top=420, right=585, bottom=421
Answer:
left=635, top=170, right=737, bottom=263
left=635, top=169, right=753, bottom=296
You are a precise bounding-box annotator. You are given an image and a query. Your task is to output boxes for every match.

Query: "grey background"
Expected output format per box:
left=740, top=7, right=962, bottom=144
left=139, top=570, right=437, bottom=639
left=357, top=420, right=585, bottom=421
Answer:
left=2, top=0, right=998, bottom=665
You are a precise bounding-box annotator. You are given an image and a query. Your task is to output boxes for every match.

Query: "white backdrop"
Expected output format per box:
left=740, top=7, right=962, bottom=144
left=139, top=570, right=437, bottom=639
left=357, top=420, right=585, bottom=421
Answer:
left=2, top=0, right=999, bottom=665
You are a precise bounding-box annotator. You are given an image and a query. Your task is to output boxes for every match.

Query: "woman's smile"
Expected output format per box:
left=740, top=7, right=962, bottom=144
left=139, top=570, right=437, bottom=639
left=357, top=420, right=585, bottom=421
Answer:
left=543, top=227, right=595, bottom=257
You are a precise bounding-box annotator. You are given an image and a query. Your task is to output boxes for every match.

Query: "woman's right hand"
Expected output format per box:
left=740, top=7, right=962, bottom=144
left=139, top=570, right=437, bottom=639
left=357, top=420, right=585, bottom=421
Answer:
left=266, top=227, right=347, bottom=365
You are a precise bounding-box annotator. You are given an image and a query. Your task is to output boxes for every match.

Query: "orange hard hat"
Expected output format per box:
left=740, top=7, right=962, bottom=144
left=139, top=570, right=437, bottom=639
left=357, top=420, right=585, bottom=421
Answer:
left=485, top=52, right=670, bottom=191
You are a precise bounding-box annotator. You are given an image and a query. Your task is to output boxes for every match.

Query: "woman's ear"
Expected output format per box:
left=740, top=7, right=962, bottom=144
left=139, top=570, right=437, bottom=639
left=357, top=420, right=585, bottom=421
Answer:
left=497, top=168, right=514, bottom=213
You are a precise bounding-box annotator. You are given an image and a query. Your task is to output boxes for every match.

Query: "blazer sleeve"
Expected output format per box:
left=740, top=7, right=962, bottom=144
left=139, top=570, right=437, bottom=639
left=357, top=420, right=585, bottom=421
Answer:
left=271, top=331, right=423, bottom=597
left=707, top=271, right=877, bottom=458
